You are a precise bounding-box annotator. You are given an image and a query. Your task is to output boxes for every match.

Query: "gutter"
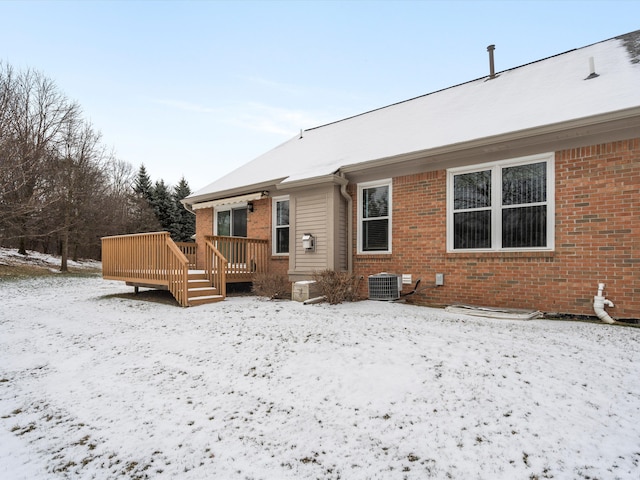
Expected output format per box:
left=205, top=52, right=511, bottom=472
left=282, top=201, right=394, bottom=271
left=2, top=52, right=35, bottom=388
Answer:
left=180, top=198, right=195, bottom=215
left=276, top=173, right=348, bottom=191
left=339, top=106, right=640, bottom=176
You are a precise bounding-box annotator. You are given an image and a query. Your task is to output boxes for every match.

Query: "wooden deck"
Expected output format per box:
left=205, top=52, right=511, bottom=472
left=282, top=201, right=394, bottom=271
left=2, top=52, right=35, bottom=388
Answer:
left=101, top=232, right=268, bottom=306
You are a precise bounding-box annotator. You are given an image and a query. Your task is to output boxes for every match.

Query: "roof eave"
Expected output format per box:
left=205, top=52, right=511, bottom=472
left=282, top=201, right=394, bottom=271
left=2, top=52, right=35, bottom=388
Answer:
left=277, top=173, right=348, bottom=191
left=183, top=178, right=287, bottom=206
left=339, top=106, right=640, bottom=177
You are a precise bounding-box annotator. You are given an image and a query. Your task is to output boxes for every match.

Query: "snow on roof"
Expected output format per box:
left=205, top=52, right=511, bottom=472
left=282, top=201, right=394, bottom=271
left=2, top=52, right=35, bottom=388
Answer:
left=188, top=31, right=640, bottom=203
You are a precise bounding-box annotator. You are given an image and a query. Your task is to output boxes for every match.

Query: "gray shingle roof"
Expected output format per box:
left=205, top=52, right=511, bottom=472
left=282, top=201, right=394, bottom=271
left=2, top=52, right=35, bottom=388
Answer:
left=187, top=30, right=640, bottom=204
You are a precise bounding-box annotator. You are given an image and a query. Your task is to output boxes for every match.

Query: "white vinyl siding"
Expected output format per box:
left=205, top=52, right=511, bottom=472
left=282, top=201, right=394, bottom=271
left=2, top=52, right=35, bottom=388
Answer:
left=294, top=192, right=329, bottom=271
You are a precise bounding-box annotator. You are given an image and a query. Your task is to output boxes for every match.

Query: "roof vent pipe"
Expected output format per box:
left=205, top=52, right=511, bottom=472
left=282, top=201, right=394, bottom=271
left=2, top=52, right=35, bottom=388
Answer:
left=487, top=44, right=496, bottom=79
left=585, top=56, right=599, bottom=80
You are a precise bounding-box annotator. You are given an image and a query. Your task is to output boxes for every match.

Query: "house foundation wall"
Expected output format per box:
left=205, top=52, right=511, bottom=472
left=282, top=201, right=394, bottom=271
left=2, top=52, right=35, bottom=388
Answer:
left=352, top=138, right=640, bottom=319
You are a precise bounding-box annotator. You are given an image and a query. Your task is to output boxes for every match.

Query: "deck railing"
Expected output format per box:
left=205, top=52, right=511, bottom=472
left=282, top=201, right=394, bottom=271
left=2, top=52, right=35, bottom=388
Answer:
left=204, top=239, right=227, bottom=298
left=205, top=235, right=269, bottom=280
left=176, top=242, right=197, bottom=269
left=102, top=232, right=190, bottom=307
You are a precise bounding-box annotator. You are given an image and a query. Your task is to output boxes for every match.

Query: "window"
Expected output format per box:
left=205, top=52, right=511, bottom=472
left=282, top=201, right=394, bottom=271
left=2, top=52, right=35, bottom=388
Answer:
left=358, top=179, right=392, bottom=253
left=215, top=204, right=247, bottom=237
left=272, top=196, right=289, bottom=255
left=447, top=153, right=554, bottom=251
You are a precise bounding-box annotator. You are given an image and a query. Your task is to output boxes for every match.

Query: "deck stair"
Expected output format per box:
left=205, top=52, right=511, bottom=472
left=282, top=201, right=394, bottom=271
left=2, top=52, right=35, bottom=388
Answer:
left=187, top=271, right=224, bottom=306
left=102, top=232, right=268, bottom=307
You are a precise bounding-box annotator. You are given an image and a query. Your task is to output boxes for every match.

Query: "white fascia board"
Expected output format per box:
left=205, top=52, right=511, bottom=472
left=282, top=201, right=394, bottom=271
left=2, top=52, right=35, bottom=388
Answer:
left=277, top=173, right=349, bottom=191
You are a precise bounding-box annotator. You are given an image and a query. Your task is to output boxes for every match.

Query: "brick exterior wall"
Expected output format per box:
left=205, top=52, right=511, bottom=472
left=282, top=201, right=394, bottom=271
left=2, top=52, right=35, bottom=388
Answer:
left=194, top=208, right=213, bottom=270
left=248, top=198, right=289, bottom=277
left=194, top=197, right=289, bottom=277
left=193, top=137, right=638, bottom=318
left=352, top=138, right=640, bottom=319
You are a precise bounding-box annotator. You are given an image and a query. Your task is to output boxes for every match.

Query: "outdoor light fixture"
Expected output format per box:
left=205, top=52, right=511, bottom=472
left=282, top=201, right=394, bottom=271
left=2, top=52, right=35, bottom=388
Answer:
left=247, top=202, right=254, bottom=212
left=302, top=233, right=315, bottom=252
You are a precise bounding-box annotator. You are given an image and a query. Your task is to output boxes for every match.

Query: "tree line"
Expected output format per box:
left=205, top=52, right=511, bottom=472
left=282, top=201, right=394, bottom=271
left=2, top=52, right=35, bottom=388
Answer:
left=0, top=62, right=195, bottom=271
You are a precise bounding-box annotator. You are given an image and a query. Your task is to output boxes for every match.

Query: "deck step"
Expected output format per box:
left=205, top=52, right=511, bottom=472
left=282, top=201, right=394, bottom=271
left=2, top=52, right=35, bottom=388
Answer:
left=189, top=294, right=225, bottom=306
left=188, top=272, right=208, bottom=279
left=186, top=271, right=223, bottom=305
left=188, top=286, right=219, bottom=297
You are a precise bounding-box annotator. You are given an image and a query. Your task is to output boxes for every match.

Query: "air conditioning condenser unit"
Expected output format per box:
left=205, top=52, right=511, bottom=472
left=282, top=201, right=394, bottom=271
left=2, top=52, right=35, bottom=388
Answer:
left=368, top=273, right=402, bottom=301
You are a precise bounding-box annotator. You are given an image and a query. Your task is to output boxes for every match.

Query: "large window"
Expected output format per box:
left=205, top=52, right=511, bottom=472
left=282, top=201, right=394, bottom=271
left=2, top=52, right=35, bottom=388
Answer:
left=447, top=154, right=554, bottom=251
left=358, top=179, right=392, bottom=253
left=272, top=196, right=289, bottom=255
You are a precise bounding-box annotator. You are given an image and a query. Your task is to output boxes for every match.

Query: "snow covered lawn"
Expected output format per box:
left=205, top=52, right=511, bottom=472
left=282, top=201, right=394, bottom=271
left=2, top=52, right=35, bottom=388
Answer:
left=1, top=275, right=639, bottom=479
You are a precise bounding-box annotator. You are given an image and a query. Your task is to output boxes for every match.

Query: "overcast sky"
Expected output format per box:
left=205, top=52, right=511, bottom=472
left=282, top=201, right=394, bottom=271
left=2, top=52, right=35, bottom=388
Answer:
left=2, top=0, right=639, bottom=190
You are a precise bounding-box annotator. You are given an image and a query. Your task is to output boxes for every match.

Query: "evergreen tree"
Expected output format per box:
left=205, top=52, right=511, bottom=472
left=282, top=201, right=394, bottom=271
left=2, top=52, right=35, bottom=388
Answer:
left=151, top=179, right=178, bottom=237
left=130, top=163, right=161, bottom=233
left=133, top=164, right=153, bottom=202
left=172, top=177, right=195, bottom=242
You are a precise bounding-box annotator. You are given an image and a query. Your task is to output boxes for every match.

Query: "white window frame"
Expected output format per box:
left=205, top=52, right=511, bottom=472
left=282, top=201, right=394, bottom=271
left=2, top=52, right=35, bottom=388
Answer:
left=272, top=195, right=290, bottom=256
left=357, top=179, right=392, bottom=254
left=446, top=153, right=555, bottom=252
left=213, top=202, right=247, bottom=236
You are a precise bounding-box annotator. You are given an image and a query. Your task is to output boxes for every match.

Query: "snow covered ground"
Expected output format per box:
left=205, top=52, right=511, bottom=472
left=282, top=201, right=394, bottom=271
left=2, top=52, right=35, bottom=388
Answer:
left=0, top=247, right=101, bottom=274
left=1, top=259, right=639, bottom=479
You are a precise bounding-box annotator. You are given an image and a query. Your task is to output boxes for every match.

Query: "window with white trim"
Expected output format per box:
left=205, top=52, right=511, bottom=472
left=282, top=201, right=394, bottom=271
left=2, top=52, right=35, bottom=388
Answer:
left=447, top=153, right=554, bottom=251
left=272, top=196, right=289, bottom=255
left=214, top=203, right=247, bottom=237
left=358, top=179, right=392, bottom=253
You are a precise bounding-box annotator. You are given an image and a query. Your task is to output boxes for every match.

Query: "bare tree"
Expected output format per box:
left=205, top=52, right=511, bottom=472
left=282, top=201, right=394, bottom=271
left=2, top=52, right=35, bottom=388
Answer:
left=1, top=62, right=195, bottom=266
left=46, top=118, right=106, bottom=271
left=0, top=63, right=80, bottom=254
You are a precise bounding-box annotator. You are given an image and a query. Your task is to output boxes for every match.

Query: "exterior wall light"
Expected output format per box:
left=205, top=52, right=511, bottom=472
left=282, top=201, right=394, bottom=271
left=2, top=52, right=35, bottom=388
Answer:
left=302, top=233, right=315, bottom=252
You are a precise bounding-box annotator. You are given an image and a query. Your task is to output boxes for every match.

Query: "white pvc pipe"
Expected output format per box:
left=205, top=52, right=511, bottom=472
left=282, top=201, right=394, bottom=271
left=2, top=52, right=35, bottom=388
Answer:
left=593, top=283, right=615, bottom=324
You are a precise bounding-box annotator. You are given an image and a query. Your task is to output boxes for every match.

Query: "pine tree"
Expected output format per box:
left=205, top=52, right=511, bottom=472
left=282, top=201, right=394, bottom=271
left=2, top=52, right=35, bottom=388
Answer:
left=151, top=179, right=178, bottom=237
left=172, top=177, right=195, bottom=242
left=133, top=164, right=153, bottom=202
left=130, top=163, right=161, bottom=233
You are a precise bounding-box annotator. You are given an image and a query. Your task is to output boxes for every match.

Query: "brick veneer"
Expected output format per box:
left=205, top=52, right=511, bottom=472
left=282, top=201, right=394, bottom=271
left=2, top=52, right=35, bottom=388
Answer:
left=352, top=138, right=640, bottom=319
left=194, top=197, right=289, bottom=277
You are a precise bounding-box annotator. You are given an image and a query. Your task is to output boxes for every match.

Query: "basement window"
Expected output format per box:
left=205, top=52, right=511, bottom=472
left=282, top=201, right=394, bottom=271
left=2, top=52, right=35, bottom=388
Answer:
left=447, top=153, right=554, bottom=252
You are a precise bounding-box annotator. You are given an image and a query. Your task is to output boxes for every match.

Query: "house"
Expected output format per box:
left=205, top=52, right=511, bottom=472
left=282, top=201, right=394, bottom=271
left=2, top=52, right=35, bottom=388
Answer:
left=104, top=30, right=640, bottom=317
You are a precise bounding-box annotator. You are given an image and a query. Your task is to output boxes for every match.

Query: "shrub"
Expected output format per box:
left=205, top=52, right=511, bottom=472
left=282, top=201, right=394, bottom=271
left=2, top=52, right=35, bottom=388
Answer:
left=252, top=272, right=291, bottom=300
left=312, top=270, right=360, bottom=305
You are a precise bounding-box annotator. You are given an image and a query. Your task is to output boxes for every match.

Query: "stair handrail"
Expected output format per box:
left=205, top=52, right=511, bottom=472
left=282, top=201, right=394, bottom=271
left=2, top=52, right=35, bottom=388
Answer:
left=204, top=239, right=228, bottom=298
left=205, top=235, right=268, bottom=277
left=165, top=236, right=190, bottom=307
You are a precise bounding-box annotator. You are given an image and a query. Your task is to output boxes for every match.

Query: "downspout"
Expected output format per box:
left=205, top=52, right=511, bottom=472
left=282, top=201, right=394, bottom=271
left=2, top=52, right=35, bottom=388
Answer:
left=180, top=200, right=196, bottom=241
left=181, top=199, right=195, bottom=215
left=593, top=283, right=615, bottom=324
left=339, top=174, right=353, bottom=273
